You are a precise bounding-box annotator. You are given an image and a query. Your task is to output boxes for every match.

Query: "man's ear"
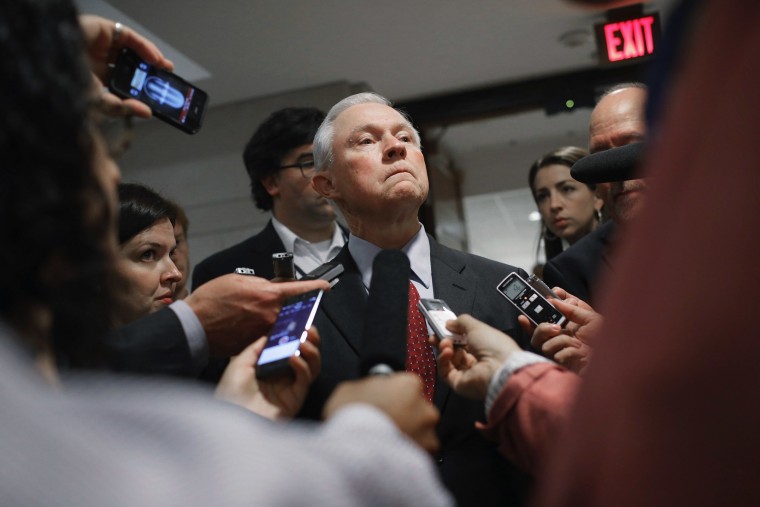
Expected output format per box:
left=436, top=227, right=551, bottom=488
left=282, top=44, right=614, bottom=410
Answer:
left=311, top=171, right=336, bottom=199
left=261, top=173, right=280, bottom=197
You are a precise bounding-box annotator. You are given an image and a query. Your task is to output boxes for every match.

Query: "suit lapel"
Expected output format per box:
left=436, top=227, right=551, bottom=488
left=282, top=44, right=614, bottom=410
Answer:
left=429, top=237, right=476, bottom=315
left=319, top=247, right=367, bottom=356
left=428, top=237, right=475, bottom=413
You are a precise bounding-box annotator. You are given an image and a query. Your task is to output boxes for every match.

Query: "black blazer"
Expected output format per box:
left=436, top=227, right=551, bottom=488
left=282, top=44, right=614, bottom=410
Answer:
left=192, top=220, right=285, bottom=289
left=299, top=237, right=532, bottom=507
left=542, top=220, right=616, bottom=305
left=105, top=307, right=202, bottom=377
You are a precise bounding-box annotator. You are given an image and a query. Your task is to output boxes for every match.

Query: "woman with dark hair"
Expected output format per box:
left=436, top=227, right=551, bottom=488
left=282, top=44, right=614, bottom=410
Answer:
left=528, top=146, right=604, bottom=261
left=115, top=183, right=182, bottom=325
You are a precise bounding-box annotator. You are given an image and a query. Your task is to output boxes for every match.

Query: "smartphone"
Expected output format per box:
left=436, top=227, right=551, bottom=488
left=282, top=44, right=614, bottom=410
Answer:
left=418, top=298, right=466, bottom=346
left=256, top=289, right=324, bottom=379
left=496, top=272, right=566, bottom=327
left=109, top=48, right=208, bottom=134
left=301, top=262, right=344, bottom=286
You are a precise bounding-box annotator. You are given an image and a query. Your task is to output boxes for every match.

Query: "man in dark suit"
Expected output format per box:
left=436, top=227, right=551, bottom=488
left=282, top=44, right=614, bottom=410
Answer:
left=543, top=84, right=648, bottom=305
left=193, top=107, right=346, bottom=287
left=307, top=92, right=532, bottom=506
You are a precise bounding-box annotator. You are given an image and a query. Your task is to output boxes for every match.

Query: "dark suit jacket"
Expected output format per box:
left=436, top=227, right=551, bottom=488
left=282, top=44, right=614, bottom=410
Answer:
left=542, top=221, right=616, bottom=305
left=192, top=220, right=285, bottom=289
left=299, top=238, right=532, bottom=507
left=106, top=307, right=202, bottom=377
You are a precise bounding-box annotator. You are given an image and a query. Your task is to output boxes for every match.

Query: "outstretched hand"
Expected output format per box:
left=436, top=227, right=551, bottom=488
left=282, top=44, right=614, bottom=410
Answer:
left=434, top=314, right=522, bottom=401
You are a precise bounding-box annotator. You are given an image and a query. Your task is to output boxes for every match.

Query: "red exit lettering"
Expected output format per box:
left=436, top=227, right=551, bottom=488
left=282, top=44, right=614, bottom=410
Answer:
left=604, top=16, right=656, bottom=62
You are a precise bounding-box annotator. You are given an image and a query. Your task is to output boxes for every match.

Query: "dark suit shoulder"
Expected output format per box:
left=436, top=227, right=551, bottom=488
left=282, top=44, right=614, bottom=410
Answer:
left=430, top=240, right=530, bottom=348
left=192, top=221, right=285, bottom=289
left=543, top=221, right=615, bottom=303
left=106, top=308, right=198, bottom=376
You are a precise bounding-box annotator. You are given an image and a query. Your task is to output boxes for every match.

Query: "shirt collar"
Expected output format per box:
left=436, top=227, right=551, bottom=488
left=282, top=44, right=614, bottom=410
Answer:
left=271, top=216, right=346, bottom=254
left=271, top=216, right=297, bottom=253
left=348, top=223, right=432, bottom=291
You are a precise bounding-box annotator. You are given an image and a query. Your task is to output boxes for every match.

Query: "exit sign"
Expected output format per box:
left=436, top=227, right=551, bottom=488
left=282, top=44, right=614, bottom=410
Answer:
left=594, top=11, right=662, bottom=66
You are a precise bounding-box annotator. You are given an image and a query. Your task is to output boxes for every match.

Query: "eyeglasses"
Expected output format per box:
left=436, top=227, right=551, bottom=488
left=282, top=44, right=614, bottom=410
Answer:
left=278, top=158, right=316, bottom=179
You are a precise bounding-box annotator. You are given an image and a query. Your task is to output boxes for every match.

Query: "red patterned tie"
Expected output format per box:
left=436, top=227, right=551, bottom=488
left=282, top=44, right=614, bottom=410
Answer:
left=406, top=281, right=437, bottom=402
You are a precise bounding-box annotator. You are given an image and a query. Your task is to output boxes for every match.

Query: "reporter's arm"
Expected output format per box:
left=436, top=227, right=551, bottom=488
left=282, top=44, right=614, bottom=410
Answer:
left=436, top=314, right=580, bottom=474
left=106, top=307, right=200, bottom=376
left=479, top=363, right=581, bottom=475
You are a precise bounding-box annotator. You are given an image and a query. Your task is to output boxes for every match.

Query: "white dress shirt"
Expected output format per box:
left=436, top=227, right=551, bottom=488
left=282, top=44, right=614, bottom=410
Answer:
left=271, top=217, right=346, bottom=278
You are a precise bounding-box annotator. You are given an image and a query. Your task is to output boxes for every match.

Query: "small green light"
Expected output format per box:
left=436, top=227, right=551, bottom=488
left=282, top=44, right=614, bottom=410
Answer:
left=565, top=99, right=575, bottom=109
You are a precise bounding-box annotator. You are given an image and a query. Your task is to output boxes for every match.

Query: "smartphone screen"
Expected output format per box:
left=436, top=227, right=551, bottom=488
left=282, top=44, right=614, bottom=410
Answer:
left=497, top=273, right=566, bottom=326
left=109, top=49, right=208, bottom=134
left=256, top=289, right=323, bottom=378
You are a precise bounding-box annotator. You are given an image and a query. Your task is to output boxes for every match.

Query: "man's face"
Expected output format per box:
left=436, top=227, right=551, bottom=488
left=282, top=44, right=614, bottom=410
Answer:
left=313, top=102, right=428, bottom=219
left=589, top=87, right=648, bottom=224
left=266, top=143, right=336, bottom=225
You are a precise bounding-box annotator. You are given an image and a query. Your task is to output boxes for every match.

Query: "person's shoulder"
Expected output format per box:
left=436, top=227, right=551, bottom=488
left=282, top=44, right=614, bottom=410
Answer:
left=550, top=220, right=614, bottom=266
left=192, top=222, right=281, bottom=287
left=431, top=240, right=525, bottom=277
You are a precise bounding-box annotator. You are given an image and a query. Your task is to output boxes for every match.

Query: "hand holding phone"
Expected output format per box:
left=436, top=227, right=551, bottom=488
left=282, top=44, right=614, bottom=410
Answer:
left=109, top=48, right=208, bottom=133
left=418, top=298, right=466, bottom=346
left=256, top=289, right=324, bottom=379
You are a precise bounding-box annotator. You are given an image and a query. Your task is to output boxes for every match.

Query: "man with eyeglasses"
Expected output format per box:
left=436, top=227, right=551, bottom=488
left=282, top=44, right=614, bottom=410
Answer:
left=191, top=108, right=346, bottom=382
left=193, top=107, right=346, bottom=286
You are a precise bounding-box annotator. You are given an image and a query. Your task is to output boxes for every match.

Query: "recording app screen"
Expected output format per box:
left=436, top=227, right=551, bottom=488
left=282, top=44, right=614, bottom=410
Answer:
left=258, top=294, right=319, bottom=365
left=128, top=62, right=195, bottom=124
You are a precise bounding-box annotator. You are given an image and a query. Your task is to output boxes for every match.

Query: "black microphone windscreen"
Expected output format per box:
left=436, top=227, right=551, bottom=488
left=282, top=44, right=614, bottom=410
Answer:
left=359, top=249, right=410, bottom=376
left=571, top=142, right=645, bottom=184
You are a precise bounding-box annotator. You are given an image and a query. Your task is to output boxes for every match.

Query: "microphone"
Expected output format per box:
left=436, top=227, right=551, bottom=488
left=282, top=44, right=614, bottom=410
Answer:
left=359, top=249, right=410, bottom=376
left=571, top=142, right=645, bottom=184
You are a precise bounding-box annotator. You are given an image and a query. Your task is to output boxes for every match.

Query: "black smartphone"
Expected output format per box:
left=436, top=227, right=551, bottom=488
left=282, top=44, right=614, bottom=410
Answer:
left=418, top=298, right=466, bottom=346
left=301, top=262, right=344, bottom=286
left=109, top=48, right=208, bottom=134
left=496, top=272, right=566, bottom=327
left=256, top=289, right=324, bottom=379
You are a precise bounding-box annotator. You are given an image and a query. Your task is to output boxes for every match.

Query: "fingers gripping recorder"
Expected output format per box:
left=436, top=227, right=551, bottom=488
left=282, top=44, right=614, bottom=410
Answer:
left=418, top=298, right=466, bottom=346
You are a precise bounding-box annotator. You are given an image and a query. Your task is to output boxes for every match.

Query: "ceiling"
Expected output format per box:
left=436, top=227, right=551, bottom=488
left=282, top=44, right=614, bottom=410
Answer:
left=77, top=0, right=677, bottom=270
left=78, top=0, right=676, bottom=195
left=81, top=0, right=674, bottom=106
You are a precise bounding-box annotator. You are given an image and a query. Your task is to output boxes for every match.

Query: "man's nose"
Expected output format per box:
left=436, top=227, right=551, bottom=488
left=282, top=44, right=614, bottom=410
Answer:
left=383, top=135, right=407, bottom=160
